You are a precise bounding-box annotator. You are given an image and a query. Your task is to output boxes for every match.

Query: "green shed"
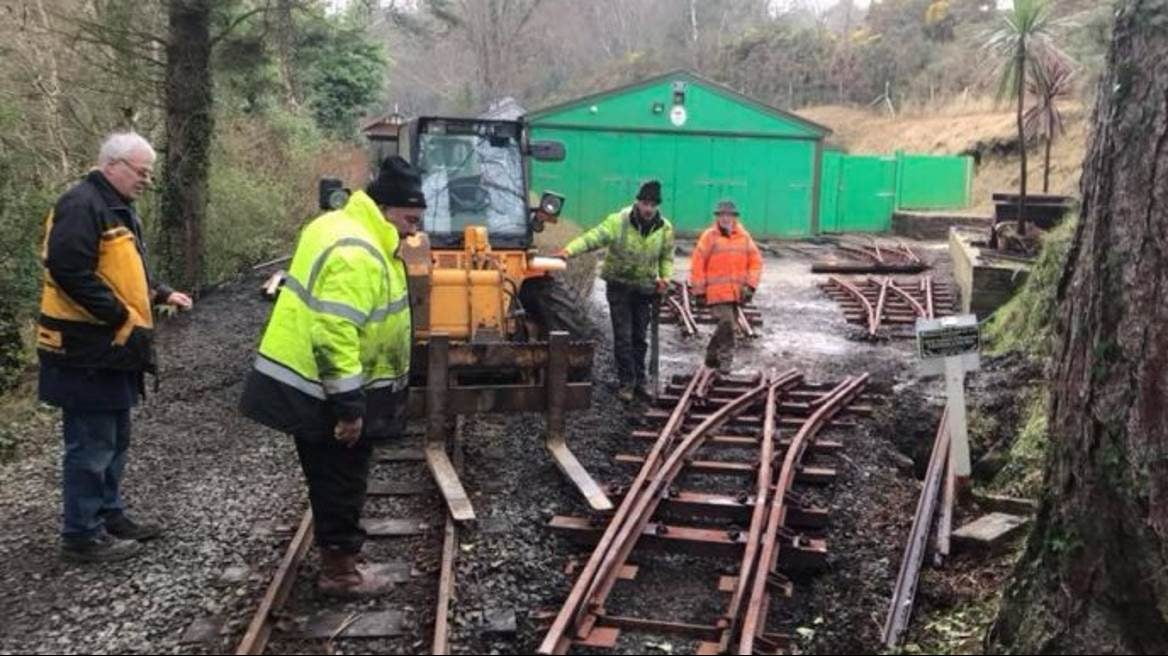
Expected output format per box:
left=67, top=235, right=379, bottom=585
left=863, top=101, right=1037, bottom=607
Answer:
left=526, top=71, right=832, bottom=238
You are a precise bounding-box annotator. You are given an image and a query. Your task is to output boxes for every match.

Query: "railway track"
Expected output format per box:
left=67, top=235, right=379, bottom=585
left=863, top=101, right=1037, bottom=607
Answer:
left=234, top=426, right=462, bottom=655
left=540, top=365, right=871, bottom=654
left=661, top=282, right=763, bottom=339
left=820, top=275, right=956, bottom=337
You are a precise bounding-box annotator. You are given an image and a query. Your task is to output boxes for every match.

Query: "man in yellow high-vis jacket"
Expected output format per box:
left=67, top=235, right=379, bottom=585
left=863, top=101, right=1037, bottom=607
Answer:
left=240, top=156, right=423, bottom=597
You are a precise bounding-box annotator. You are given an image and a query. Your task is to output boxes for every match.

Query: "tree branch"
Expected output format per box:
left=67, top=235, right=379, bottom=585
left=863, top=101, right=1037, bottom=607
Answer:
left=209, top=3, right=271, bottom=49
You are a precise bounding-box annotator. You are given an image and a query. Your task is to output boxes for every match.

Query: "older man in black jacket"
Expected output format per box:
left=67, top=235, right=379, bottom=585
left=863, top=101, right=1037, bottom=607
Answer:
left=37, top=132, right=192, bottom=563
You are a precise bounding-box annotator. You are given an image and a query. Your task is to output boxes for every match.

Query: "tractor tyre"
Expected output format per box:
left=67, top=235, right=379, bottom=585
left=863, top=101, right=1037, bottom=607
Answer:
left=519, top=275, right=597, bottom=341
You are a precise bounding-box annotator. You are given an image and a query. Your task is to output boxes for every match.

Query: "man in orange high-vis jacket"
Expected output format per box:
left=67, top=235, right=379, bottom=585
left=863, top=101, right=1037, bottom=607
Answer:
left=688, top=200, right=762, bottom=373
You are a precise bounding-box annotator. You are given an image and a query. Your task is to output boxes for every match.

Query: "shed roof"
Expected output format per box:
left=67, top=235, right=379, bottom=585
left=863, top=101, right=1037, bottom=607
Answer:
left=527, top=70, right=831, bottom=139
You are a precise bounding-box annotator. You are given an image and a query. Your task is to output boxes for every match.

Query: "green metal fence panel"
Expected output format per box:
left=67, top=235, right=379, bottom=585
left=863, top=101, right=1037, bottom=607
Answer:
left=818, top=150, right=843, bottom=232
left=896, top=152, right=973, bottom=210
left=836, top=155, right=897, bottom=232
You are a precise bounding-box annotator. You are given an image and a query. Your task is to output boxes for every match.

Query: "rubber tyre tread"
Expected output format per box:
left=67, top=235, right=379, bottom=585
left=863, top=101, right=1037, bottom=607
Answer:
left=519, top=275, right=597, bottom=340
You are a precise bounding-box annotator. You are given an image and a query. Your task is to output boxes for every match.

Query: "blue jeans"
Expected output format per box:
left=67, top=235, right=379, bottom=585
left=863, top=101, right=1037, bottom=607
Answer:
left=61, top=409, right=130, bottom=539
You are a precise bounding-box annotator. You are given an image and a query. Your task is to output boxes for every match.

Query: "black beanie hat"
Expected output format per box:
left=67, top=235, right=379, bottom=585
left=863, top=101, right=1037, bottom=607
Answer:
left=636, top=180, right=662, bottom=204
left=366, top=156, right=427, bottom=208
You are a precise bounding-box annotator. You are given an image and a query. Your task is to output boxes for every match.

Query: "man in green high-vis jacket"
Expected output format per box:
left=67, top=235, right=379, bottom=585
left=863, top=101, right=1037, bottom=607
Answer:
left=241, top=156, right=423, bottom=598
left=556, top=180, right=674, bottom=402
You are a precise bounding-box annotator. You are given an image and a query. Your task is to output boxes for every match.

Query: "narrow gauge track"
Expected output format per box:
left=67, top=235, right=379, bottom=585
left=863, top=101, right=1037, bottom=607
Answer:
left=541, top=366, right=871, bottom=654
left=820, top=276, right=956, bottom=337
left=661, top=282, right=763, bottom=339
left=234, top=426, right=461, bottom=655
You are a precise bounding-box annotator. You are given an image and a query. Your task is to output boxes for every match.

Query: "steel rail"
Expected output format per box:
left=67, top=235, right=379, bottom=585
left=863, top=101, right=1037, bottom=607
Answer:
left=738, top=374, right=870, bottom=654
left=713, top=379, right=784, bottom=653
left=885, top=279, right=929, bottom=319
left=667, top=296, right=696, bottom=337
left=432, top=421, right=465, bottom=655
left=871, top=279, right=890, bottom=337
left=897, top=239, right=922, bottom=265
left=827, top=276, right=879, bottom=336
left=882, top=409, right=949, bottom=647
left=680, top=283, right=700, bottom=336
left=577, top=374, right=790, bottom=637
left=235, top=510, right=314, bottom=655
left=538, top=368, right=707, bottom=654
left=736, top=305, right=757, bottom=338
left=922, top=276, right=935, bottom=319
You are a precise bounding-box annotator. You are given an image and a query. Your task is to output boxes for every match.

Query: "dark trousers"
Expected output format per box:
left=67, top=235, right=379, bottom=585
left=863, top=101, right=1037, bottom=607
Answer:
left=605, top=281, right=653, bottom=387
left=705, top=303, right=738, bottom=372
left=61, top=409, right=130, bottom=538
left=293, top=434, right=373, bottom=554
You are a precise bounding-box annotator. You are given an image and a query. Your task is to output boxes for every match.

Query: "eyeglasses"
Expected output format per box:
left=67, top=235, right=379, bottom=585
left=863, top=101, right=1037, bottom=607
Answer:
left=117, top=159, right=154, bottom=181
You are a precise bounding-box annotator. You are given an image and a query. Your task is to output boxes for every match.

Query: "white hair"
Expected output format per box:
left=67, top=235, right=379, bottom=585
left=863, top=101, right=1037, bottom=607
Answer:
left=97, top=132, right=155, bottom=167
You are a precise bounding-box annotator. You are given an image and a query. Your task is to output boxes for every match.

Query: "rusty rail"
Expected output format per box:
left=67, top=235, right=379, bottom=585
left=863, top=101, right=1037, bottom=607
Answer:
left=886, top=279, right=929, bottom=320
left=736, top=305, right=757, bottom=339
left=667, top=296, right=698, bottom=338
left=822, top=276, right=952, bottom=336
left=737, top=374, right=869, bottom=654
left=543, top=368, right=861, bottom=655
left=826, top=276, right=879, bottom=335
left=539, top=369, right=707, bottom=654
left=882, top=410, right=950, bottom=647
left=235, top=511, right=314, bottom=655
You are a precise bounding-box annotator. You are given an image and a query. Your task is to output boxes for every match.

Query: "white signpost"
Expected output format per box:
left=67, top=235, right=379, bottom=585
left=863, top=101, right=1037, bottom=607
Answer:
left=916, top=314, right=981, bottom=479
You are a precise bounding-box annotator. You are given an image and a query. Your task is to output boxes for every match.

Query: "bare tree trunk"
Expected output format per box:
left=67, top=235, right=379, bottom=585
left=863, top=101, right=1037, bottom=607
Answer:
left=159, top=0, right=212, bottom=290
left=275, top=0, right=300, bottom=108
left=989, top=1, right=1168, bottom=652
left=1015, top=37, right=1028, bottom=234
left=1043, top=134, right=1053, bottom=193
left=29, top=0, right=72, bottom=178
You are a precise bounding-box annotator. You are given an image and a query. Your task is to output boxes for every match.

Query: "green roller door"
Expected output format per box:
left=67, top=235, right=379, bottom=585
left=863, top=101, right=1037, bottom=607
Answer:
left=528, top=71, right=832, bottom=237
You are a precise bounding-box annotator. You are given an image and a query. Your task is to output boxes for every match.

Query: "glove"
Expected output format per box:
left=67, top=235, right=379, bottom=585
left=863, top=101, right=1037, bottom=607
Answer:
left=742, top=286, right=755, bottom=304
left=655, top=278, right=669, bottom=295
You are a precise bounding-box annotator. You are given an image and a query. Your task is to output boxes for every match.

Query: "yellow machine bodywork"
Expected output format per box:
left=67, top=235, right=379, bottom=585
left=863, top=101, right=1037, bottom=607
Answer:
left=403, top=225, right=547, bottom=343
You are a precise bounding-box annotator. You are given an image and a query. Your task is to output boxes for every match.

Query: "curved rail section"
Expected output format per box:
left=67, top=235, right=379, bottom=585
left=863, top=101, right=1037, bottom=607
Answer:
left=541, top=367, right=871, bottom=655
left=821, top=276, right=954, bottom=337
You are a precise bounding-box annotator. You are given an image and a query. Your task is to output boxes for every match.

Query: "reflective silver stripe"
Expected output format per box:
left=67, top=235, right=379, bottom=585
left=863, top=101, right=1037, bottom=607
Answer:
left=322, top=373, right=365, bottom=395
left=254, top=355, right=326, bottom=400
left=366, top=374, right=409, bottom=392
left=368, top=294, right=410, bottom=322
left=306, top=237, right=389, bottom=292
left=282, top=275, right=370, bottom=325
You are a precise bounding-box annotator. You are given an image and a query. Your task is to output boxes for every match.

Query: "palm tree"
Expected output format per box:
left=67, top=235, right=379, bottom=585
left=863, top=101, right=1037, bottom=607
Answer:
left=1024, top=51, right=1075, bottom=193
left=986, top=0, right=1059, bottom=236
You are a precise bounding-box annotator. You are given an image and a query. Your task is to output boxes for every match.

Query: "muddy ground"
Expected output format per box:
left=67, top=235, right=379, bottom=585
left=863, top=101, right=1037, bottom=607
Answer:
left=0, top=238, right=968, bottom=655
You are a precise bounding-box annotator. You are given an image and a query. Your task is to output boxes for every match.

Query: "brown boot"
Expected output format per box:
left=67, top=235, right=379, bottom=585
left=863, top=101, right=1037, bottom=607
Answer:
left=317, top=550, right=394, bottom=598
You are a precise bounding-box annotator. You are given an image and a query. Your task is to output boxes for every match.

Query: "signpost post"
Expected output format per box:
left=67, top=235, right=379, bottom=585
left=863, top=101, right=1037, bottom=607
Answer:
left=916, top=314, right=981, bottom=481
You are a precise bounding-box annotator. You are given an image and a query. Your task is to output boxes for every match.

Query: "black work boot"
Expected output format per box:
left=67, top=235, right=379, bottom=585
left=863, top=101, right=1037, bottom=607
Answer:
left=61, top=532, right=142, bottom=563
left=104, top=513, right=163, bottom=542
left=633, top=384, right=653, bottom=402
